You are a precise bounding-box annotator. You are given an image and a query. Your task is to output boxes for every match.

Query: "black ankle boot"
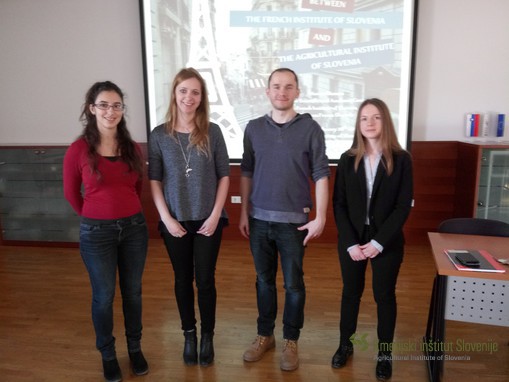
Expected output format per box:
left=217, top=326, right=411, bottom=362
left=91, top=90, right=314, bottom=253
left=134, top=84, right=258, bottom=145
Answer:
left=331, top=343, right=354, bottom=368
left=102, top=358, right=122, bottom=382
left=376, top=351, right=392, bottom=381
left=183, top=330, right=198, bottom=365
left=129, top=350, right=149, bottom=376
left=199, top=332, right=214, bottom=367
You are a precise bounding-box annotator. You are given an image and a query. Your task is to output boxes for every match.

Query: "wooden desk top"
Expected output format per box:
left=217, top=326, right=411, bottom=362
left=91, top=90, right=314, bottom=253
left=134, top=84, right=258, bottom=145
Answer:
left=428, top=232, right=509, bottom=281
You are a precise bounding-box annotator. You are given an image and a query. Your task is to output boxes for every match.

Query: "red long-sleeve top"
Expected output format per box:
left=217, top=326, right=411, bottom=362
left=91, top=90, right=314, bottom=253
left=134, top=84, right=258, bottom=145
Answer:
left=63, top=138, right=143, bottom=219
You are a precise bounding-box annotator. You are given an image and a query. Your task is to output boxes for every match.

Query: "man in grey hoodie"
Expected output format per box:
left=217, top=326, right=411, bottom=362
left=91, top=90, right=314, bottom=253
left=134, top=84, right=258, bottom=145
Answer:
left=239, top=68, right=330, bottom=371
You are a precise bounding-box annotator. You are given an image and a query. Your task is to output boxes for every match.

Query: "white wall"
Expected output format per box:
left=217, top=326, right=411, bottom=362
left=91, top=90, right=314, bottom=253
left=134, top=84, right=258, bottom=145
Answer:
left=1, top=0, right=508, bottom=145
left=0, top=0, right=147, bottom=144
left=412, top=0, right=509, bottom=141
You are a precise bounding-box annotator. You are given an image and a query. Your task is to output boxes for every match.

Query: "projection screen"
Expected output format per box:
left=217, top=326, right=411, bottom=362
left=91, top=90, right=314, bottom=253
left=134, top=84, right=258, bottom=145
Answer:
left=140, top=0, right=418, bottom=161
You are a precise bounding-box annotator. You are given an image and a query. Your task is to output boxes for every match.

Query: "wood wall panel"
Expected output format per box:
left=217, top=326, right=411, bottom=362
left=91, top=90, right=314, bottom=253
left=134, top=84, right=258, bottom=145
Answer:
left=453, top=142, right=482, bottom=218
left=0, top=141, right=461, bottom=246
left=140, top=141, right=460, bottom=245
left=406, top=141, right=459, bottom=243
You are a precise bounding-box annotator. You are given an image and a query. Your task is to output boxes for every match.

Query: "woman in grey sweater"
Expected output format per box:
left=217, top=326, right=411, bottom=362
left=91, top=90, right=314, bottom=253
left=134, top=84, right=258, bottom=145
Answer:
left=148, top=67, right=230, bottom=367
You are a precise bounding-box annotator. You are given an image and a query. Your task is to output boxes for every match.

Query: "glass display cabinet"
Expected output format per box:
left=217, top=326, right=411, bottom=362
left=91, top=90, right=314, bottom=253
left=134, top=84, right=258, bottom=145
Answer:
left=455, top=141, right=509, bottom=224
left=476, top=148, right=509, bottom=222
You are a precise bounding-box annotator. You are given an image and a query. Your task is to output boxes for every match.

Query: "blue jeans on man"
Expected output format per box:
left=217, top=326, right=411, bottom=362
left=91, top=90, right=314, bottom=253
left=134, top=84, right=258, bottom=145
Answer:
left=79, top=212, right=148, bottom=361
left=249, top=218, right=307, bottom=341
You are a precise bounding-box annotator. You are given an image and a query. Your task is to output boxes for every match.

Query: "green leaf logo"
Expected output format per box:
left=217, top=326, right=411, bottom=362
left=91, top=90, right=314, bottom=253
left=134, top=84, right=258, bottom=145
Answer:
left=350, top=333, right=369, bottom=351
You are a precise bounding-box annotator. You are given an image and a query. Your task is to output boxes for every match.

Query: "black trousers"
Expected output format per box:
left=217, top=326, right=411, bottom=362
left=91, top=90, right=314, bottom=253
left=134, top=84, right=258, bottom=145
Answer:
left=160, top=219, right=224, bottom=334
left=338, top=225, right=403, bottom=351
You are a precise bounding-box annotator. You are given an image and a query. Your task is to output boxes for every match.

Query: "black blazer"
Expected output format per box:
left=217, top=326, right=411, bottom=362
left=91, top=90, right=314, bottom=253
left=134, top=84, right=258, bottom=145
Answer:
left=333, top=150, right=413, bottom=254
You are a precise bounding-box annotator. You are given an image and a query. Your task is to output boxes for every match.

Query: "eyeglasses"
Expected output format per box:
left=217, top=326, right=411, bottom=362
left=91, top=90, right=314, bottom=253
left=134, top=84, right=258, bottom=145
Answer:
left=93, top=102, right=125, bottom=111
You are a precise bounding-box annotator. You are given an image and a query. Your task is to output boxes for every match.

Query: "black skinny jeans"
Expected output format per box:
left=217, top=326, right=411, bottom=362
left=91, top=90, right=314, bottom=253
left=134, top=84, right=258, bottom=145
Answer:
left=160, top=219, right=224, bottom=334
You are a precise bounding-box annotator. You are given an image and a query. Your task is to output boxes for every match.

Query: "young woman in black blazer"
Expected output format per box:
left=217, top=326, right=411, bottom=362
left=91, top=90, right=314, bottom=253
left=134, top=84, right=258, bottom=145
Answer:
left=331, top=98, right=413, bottom=381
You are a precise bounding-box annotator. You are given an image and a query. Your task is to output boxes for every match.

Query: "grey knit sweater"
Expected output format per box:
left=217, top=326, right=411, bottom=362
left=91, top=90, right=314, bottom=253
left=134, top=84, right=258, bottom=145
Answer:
left=148, top=122, right=230, bottom=222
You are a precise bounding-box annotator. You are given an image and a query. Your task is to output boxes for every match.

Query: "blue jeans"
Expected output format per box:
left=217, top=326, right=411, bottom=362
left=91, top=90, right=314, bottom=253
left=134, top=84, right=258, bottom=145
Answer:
left=249, top=218, right=307, bottom=341
left=79, top=212, right=148, bottom=361
left=159, top=219, right=225, bottom=334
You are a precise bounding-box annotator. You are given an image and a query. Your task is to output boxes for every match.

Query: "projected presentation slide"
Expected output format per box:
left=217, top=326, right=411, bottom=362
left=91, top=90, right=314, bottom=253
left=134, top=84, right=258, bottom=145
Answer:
left=140, top=0, right=417, bottom=161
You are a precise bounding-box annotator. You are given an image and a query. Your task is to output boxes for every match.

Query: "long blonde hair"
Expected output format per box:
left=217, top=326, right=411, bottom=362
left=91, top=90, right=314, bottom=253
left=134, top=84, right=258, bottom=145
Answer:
left=165, top=67, right=211, bottom=156
left=349, top=98, right=404, bottom=176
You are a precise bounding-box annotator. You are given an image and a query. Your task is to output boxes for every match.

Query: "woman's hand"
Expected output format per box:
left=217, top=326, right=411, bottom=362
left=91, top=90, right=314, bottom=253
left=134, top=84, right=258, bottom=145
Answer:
left=359, top=242, right=380, bottom=259
left=349, top=245, right=368, bottom=261
left=197, top=214, right=220, bottom=237
left=163, top=216, right=187, bottom=238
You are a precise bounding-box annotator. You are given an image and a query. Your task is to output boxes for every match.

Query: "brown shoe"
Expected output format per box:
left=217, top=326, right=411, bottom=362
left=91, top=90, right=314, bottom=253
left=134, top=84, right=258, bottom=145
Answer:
left=280, top=339, right=299, bottom=371
left=243, top=335, right=276, bottom=362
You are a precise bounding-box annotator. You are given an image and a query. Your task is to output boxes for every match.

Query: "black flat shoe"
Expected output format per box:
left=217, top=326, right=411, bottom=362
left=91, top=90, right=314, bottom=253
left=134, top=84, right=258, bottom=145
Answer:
left=331, top=344, right=353, bottom=368
left=102, top=358, right=122, bottom=382
left=129, top=350, right=149, bottom=376
left=376, top=352, right=392, bottom=381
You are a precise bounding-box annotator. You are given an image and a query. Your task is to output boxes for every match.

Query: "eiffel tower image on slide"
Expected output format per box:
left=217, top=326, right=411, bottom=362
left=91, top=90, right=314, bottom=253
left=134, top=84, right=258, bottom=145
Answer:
left=187, top=0, right=243, bottom=142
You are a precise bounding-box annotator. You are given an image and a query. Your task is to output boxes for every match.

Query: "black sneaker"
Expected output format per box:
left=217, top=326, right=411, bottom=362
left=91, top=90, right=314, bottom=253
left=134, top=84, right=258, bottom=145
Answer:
left=102, top=358, right=122, bottom=382
left=129, top=351, right=149, bottom=376
left=331, top=343, right=354, bottom=368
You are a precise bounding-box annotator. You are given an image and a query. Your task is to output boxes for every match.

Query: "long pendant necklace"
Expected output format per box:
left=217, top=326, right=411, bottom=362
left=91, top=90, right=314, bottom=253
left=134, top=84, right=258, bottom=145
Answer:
left=177, top=133, right=193, bottom=177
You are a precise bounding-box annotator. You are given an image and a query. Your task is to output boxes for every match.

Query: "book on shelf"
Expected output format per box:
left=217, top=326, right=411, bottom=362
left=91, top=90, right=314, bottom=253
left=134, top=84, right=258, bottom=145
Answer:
left=481, top=112, right=490, bottom=136
left=473, top=113, right=480, bottom=136
left=465, top=113, right=474, bottom=137
left=465, top=112, right=505, bottom=137
left=496, top=113, right=505, bottom=137
left=465, top=113, right=480, bottom=137
left=444, top=249, right=506, bottom=273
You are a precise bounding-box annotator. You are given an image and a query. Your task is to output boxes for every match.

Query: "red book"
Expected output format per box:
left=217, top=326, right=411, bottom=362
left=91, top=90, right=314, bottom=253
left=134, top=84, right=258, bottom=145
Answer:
left=444, top=249, right=506, bottom=273
left=473, top=114, right=480, bottom=136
